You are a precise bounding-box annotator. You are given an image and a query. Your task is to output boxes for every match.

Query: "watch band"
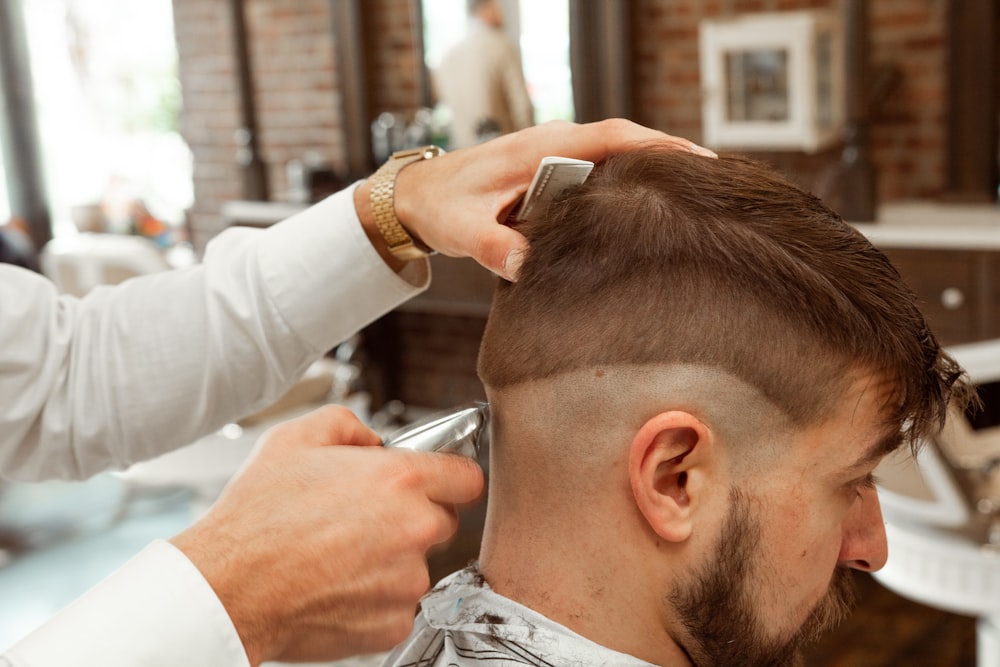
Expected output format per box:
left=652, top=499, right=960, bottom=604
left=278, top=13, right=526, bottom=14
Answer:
left=369, top=145, right=445, bottom=260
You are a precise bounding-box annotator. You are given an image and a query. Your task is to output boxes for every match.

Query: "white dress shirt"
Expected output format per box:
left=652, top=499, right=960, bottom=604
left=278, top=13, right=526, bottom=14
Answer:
left=0, top=183, right=429, bottom=666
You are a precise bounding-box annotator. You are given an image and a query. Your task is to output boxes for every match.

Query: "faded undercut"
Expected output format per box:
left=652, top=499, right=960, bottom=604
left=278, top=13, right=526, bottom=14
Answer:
left=477, top=148, right=971, bottom=449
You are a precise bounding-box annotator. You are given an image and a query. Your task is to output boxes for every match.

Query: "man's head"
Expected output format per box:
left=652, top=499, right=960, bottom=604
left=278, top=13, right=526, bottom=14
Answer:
left=475, top=149, right=970, bottom=665
left=468, top=0, right=503, bottom=28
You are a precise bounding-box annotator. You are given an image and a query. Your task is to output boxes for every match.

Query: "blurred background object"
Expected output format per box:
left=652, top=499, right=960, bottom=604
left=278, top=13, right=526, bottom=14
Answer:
left=0, top=217, right=41, bottom=272
left=429, top=0, right=534, bottom=149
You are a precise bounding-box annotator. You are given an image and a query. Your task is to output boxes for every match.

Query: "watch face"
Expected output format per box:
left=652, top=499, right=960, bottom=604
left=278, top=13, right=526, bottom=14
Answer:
left=421, top=145, right=444, bottom=159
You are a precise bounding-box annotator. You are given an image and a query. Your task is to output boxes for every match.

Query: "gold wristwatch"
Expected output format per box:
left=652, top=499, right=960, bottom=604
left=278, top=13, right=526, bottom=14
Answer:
left=368, top=145, right=445, bottom=260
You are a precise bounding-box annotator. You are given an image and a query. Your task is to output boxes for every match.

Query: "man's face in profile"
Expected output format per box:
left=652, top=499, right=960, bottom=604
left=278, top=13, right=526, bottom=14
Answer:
left=669, top=374, right=896, bottom=666
left=671, top=492, right=856, bottom=667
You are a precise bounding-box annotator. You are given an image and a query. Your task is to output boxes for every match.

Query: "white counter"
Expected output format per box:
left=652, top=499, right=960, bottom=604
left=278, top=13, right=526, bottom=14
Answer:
left=852, top=201, right=1000, bottom=250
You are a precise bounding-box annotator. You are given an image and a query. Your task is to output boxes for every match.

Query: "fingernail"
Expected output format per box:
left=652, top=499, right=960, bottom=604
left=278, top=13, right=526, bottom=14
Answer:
left=503, top=248, right=524, bottom=282
left=692, top=143, right=718, bottom=158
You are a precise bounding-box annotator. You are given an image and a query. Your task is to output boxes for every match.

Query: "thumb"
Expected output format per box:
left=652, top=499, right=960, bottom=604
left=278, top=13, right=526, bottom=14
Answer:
left=414, top=452, right=486, bottom=506
left=473, top=224, right=529, bottom=282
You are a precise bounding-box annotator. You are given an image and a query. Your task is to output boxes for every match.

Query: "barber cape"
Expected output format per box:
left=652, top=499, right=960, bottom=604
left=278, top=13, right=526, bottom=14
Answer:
left=381, top=567, right=657, bottom=667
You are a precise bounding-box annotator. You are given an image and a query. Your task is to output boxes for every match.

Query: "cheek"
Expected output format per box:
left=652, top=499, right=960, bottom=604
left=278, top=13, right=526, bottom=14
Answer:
left=773, top=481, right=848, bottom=557
left=765, top=487, right=835, bottom=559
left=758, top=500, right=845, bottom=610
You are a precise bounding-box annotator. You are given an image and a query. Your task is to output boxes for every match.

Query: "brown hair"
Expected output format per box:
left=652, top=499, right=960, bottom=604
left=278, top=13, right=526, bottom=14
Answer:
left=477, top=149, right=970, bottom=448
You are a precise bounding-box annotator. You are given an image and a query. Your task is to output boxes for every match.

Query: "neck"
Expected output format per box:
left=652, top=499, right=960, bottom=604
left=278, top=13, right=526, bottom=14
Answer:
left=478, top=464, right=693, bottom=666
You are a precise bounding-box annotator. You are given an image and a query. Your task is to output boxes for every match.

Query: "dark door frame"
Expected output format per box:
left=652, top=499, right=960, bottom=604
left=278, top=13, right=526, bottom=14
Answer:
left=945, top=0, right=998, bottom=202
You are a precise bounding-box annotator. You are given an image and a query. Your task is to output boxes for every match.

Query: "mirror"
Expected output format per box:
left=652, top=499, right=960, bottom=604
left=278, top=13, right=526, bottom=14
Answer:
left=420, top=0, right=574, bottom=141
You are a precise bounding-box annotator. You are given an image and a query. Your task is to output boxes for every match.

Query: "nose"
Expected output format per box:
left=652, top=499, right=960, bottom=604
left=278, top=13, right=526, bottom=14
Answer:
left=838, top=487, right=889, bottom=572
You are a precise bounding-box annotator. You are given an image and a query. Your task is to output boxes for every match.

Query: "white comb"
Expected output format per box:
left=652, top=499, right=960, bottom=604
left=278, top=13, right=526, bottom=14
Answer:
left=513, top=156, right=594, bottom=224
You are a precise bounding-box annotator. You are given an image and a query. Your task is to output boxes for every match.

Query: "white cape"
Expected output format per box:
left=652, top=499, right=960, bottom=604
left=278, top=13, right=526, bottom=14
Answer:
left=382, top=567, right=657, bottom=666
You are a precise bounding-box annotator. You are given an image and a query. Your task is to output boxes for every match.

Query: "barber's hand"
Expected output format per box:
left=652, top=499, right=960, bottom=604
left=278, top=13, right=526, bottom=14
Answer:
left=169, top=405, right=484, bottom=666
left=357, top=118, right=714, bottom=281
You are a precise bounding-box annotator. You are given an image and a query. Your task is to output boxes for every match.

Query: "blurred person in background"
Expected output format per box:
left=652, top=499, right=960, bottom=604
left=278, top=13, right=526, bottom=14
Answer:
left=0, top=218, right=40, bottom=272
left=433, top=0, right=534, bottom=148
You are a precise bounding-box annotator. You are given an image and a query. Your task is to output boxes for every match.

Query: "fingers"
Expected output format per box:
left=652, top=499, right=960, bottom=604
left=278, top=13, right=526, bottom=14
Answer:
left=283, top=404, right=383, bottom=449
left=521, top=118, right=716, bottom=164
left=600, top=118, right=717, bottom=157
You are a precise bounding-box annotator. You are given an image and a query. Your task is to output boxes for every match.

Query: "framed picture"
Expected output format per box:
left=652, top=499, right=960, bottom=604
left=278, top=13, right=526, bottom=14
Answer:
left=699, top=11, right=844, bottom=153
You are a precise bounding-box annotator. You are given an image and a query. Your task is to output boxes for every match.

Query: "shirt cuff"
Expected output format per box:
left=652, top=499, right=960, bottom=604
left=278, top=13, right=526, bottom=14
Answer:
left=255, top=183, right=430, bottom=353
left=3, top=540, right=249, bottom=667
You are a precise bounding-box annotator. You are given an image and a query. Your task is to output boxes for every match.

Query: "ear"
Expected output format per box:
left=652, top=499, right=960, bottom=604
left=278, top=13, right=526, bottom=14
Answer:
left=628, top=411, right=715, bottom=544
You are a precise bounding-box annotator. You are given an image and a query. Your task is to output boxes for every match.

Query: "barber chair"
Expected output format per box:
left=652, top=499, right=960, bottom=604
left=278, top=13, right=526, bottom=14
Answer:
left=874, top=339, right=1000, bottom=667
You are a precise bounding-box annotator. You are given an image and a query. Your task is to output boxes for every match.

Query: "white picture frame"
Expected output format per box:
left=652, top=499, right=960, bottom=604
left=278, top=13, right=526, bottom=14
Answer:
left=699, top=10, right=845, bottom=153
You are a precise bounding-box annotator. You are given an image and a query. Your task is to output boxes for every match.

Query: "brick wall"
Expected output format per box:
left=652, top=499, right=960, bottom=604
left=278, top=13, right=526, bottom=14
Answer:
left=634, top=0, right=949, bottom=202
left=365, top=0, right=424, bottom=115
left=174, top=0, right=960, bottom=248
left=174, top=0, right=955, bottom=241
left=173, top=0, right=425, bottom=249
left=245, top=0, right=344, bottom=198
left=170, top=0, right=972, bottom=410
left=869, top=0, right=948, bottom=200
left=172, top=0, right=244, bottom=250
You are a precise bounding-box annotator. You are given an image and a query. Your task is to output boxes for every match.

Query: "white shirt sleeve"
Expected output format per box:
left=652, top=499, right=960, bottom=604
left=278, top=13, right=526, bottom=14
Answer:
left=0, top=183, right=428, bottom=481
left=2, top=541, right=250, bottom=667
left=0, top=183, right=430, bottom=666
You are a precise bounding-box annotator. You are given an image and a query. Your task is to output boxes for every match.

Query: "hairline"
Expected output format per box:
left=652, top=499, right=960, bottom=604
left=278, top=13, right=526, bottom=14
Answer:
left=484, top=362, right=882, bottom=467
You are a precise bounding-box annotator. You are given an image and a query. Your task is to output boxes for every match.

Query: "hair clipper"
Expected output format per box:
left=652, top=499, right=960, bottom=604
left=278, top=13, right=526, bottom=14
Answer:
left=381, top=402, right=490, bottom=459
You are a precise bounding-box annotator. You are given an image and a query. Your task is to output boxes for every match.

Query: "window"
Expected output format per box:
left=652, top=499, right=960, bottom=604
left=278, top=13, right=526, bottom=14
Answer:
left=422, top=0, right=573, bottom=127
left=21, top=0, right=192, bottom=239
left=519, top=0, right=572, bottom=124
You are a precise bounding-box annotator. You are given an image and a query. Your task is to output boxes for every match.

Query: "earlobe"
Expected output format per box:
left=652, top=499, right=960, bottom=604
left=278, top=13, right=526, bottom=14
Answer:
left=629, top=411, right=712, bottom=544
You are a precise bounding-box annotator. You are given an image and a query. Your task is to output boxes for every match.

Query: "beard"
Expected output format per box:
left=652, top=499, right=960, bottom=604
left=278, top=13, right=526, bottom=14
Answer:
left=669, top=489, right=857, bottom=667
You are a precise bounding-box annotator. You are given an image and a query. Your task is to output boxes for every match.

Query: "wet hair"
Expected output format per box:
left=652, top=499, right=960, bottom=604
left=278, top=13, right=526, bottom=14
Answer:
left=477, top=148, right=971, bottom=449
